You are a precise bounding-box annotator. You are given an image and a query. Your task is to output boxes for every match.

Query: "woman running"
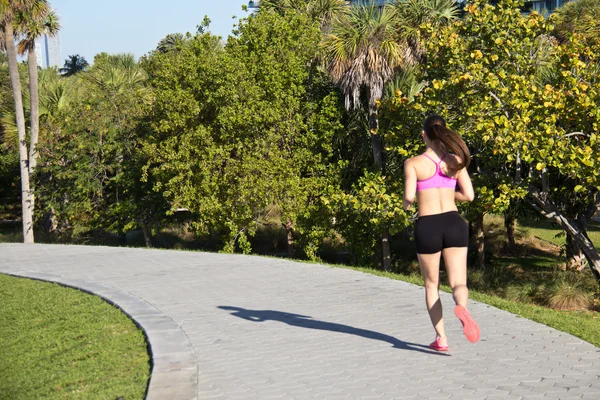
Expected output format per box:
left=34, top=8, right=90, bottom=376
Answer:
left=403, top=114, right=480, bottom=351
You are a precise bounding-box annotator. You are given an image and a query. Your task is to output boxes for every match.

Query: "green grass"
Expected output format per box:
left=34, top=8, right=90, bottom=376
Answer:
left=0, top=274, right=150, bottom=400
left=320, top=264, right=600, bottom=348
left=0, top=221, right=22, bottom=243
left=518, top=218, right=600, bottom=252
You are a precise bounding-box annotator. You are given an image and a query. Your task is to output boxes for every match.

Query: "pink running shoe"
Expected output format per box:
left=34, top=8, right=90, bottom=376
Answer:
left=454, top=305, right=480, bottom=343
left=429, top=337, right=449, bottom=352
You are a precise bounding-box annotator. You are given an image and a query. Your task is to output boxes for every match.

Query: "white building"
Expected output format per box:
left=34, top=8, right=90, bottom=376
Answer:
left=34, top=34, right=61, bottom=69
left=527, top=0, right=570, bottom=14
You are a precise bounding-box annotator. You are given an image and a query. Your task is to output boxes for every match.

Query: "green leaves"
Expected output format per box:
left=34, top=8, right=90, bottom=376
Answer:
left=323, top=171, right=411, bottom=265
left=34, top=54, right=163, bottom=239
left=383, top=0, right=600, bottom=229
left=143, top=10, right=343, bottom=254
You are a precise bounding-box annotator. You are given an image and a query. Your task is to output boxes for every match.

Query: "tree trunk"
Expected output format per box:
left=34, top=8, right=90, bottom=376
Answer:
left=141, top=222, right=153, bottom=248
left=285, top=220, right=294, bottom=258
left=368, top=99, right=390, bottom=270
left=528, top=189, right=600, bottom=282
left=5, top=21, right=34, bottom=243
left=368, top=101, right=383, bottom=171
left=46, top=207, right=58, bottom=233
left=27, top=46, right=40, bottom=221
left=565, top=233, right=586, bottom=271
left=470, top=212, right=485, bottom=269
left=382, top=226, right=391, bottom=271
left=564, top=223, right=600, bottom=281
left=504, top=212, right=516, bottom=252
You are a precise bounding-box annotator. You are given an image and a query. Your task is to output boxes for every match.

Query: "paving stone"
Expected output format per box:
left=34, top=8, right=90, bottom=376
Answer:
left=1, top=243, right=599, bottom=399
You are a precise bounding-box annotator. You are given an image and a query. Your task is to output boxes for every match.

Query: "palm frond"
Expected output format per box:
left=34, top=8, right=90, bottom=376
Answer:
left=384, top=64, right=425, bottom=100
left=322, top=2, right=404, bottom=110
left=391, top=0, right=459, bottom=63
left=60, top=54, right=88, bottom=76
left=156, top=33, right=186, bottom=53
left=552, top=0, right=600, bottom=43
left=260, top=0, right=348, bottom=29
left=83, top=53, right=148, bottom=96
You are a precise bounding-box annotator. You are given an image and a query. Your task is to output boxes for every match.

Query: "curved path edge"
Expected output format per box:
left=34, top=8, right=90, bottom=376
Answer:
left=0, top=269, right=198, bottom=400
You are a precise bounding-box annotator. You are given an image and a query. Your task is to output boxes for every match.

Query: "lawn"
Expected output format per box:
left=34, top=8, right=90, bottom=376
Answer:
left=518, top=218, right=600, bottom=252
left=0, top=274, right=150, bottom=400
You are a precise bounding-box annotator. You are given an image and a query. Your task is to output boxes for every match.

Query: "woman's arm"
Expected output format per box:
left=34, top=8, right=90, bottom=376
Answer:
left=404, top=159, right=417, bottom=210
left=455, top=167, right=475, bottom=202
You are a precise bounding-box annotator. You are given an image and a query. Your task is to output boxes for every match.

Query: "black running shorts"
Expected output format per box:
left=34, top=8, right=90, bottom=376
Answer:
left=414, top=211, right=469, bottom=254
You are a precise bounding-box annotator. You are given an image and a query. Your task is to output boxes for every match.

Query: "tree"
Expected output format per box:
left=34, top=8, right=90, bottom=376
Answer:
left=553, top=0, right=600, bottom=43
left=391, top=0, right=460, bottom=64
left=0, top=51, right=20, bottom=220
left=384, top=0, right=600, bottom=280
left=0, top=0, right=47, bottom=243
left=259, top=0, right=348, bottom=29
left=322, top=2, right=404, bottom=270
left=36, top=53, right=160, bottom=243
left=143, top=10, right=343, bottom=256
left=16, top=6, right=60, bottom=218
left=60, top=54, right=88, bottom=76
left=156, top=33, right=186, bottom=53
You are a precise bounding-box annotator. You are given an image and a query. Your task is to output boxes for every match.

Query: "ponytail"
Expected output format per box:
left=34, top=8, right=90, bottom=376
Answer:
left=423, top=115, right=470, bottom=172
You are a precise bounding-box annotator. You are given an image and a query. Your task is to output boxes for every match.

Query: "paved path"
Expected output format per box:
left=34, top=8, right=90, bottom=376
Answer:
left=1, top=244, right=599, bottom=400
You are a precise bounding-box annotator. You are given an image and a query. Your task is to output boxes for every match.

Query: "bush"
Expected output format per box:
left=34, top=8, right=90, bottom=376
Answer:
left=543, top=271, right=595, bottom=310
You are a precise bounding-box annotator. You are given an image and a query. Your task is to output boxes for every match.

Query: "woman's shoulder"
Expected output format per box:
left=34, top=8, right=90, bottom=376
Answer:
left=405, top=155, right=422, bottom=167
left=407, top=153, right=429, bottom=162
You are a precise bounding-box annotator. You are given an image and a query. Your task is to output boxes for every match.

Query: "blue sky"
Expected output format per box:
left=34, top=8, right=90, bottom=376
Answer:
left=50, top=0, right=250, bottom=64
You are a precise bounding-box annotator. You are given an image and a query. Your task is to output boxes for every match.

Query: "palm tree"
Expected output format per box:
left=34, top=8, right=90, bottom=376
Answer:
left=552, top=0, right=600, bottom=43
left=60, top=54, right=88, bottom=76
left=85, top=53, right=147, bottom=95
left=260, top=0, right=348, bottom=30
left=156, top=33, right=185, bottom=53
left=384, top=64, right=426, bottom=101
left=322, top=2, right=404, bottom=270
left=16, top=7, right=60, bottom=215
left=323, top=2, right=403, bottom=170
left=392, top=0, right=459, bottom=64
left=0, top=0, right=47, bottom=243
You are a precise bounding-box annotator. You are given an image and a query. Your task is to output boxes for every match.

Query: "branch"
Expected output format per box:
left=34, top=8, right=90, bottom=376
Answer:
left=525, top=193, right=561, bottom=225
left=488, top=91, right=510, bottom=119
left=564, top=132, right=590, bottom=138
left=516, top=149, right=522, bottom=184
left=541, top=168, right=548, bottom=193
left=488, top=91, right=504, bottom=108
left=527, top=186, right=579, bottom=238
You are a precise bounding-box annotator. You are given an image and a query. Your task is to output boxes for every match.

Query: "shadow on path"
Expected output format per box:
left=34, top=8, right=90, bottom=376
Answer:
left=218, top=306, right=448, bottom=356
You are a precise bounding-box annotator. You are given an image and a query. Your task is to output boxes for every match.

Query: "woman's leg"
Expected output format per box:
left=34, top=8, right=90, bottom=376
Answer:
left=443, top=246, right=480, bottom=343
left=442, top=247, right=469, bottom=307
left=417, top=251, right=445, bottom=339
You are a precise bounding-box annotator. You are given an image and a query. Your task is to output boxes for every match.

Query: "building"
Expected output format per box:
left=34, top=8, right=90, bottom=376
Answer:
left=349, top=0, right=387, bottom=5
left=352, top=0, right=388, bottom=5
left=526, top=0, right=570, bottom=13
left=34, top=34, right=61, bottom=69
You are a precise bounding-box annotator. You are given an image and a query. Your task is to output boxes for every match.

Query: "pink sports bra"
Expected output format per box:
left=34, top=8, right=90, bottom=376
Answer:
left=416, top=153, right=457, bottom=191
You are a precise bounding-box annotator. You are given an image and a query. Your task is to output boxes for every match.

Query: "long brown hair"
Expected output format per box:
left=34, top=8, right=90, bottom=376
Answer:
left=423, top=115, right=470, bottom=172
